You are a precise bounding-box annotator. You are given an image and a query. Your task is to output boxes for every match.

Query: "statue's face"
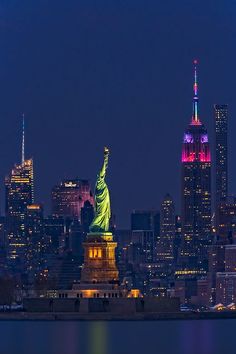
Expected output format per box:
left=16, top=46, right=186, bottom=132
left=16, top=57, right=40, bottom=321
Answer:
left=104, top=146, right=109, bottom=154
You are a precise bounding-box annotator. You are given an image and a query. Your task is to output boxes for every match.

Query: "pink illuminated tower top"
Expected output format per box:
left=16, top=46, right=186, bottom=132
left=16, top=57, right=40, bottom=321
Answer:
left=181, top=60, right=211, bottom=163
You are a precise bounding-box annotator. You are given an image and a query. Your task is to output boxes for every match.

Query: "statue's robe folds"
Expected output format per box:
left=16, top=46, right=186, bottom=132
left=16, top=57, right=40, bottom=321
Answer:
left=89, top=153, right=111, bottom=233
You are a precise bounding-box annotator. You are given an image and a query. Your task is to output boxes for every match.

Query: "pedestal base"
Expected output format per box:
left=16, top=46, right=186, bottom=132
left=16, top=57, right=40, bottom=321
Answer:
left=81, top=232, right=119, bottom=283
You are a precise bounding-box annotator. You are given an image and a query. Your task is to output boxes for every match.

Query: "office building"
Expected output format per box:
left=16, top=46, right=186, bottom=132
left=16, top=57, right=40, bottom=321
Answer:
left=214, top=104, right=228, bottom=211
left=207, top=244, right=225, bottom=305
left=216, top=272, right=236, bottom=306
left=225, top=245, right=236, bottom=272
left=5, top=118, right=34, bottom=265
left=51, top=179, right=94, bottom=220
left=157, top=194, right=175, bottom=265
left=216, top=197, right=236, bottom=243
left=25, top=204, right=45, bottom=278
left=44, top=216, right=65, bottom=255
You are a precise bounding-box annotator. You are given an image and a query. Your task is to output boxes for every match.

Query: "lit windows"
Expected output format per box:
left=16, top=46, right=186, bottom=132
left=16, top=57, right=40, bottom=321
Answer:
left=89, top=248, right=102, bottom=259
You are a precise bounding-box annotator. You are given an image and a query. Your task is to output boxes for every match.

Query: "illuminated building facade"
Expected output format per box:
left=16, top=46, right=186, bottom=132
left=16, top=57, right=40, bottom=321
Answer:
left=207, top=244, right=225, bottom=305
left=5, top=158, right=34, bottom=264
left=51, top=179, right=94, bottom=220
left=208, top=245, right=236, bottom=306
left=131, top=230, right=156, bottom=264
left=216, top=272, right=236, bottom=306
left=0, top=216, right=7, bottom=269
left=25, top=204, right=45, bottom=277
left=115, top=229, right=132, bottom=277
left=157, top=194, right=175, bottom=264
left=214, top=104, right=228, bottom=211
left=180, top=60, right=211, bottom=268
left=216, top=197, right=236, bottom=243
left=5, top=117, right=34, bottom=265
left=174, top=215, right=182, bottom=263
left=225, top=245, right=236, bottom=272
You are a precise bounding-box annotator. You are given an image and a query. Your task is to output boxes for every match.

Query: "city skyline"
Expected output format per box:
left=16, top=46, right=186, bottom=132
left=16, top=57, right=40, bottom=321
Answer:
left=1, top=58, right=233, bottom=308
left=1, top=3, right=236, bottom=354
left=0, top=63, right=232, bottom=230
left=0, top=1, right=236, bottom=228
left=0, top=93, right=231, bottom=228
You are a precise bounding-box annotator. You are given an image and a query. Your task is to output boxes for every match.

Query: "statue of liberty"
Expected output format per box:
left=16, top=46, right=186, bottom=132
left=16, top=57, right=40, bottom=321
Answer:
left=89, top=147, right=111, bottom=233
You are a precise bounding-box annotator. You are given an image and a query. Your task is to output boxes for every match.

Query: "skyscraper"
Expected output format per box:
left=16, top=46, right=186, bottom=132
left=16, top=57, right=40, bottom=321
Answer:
left=180, top=61, right=211, bottom=269
left=131, top=210, right=160, bottom=263
left=25, top=204, right=45, bottom=278
left=131, top=210, right=160, bottom=237
left=216, top=197, right=236, bottom=243
left=81, top=200, right=95, bottom=233
left=214, top=104, right=228, bottom=230
left=51, top=179, right=94, bottom=220
left=157, top=194, right=175, bottom=265
left=207, top=243, right=225, bottom=306
left=5, top=116, right=34, bottom=265
left=214, top=105, right=228, bottom=203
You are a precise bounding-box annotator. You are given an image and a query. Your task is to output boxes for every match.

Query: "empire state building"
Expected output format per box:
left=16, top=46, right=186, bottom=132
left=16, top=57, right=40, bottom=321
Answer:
left=180, top=61, right=211, bottom=270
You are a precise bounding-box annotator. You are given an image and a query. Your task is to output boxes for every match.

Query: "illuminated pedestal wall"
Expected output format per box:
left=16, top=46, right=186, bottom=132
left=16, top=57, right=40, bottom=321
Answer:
left=81, top=232, right=119, bottom=283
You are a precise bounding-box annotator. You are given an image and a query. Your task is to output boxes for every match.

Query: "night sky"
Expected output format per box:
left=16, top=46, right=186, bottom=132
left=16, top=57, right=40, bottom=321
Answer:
left=0, top=1, right=236, bottom=227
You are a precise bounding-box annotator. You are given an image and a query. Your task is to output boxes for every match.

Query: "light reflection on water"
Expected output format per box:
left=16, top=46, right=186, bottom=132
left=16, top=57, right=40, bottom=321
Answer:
left=0, top=319, right=234, bottom=354
left=89, top=322, right=108, bottom=354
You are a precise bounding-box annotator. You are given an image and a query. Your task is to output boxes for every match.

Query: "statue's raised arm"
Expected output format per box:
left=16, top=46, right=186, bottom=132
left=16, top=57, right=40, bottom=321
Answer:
left=89, top=147, right=111, bottom=233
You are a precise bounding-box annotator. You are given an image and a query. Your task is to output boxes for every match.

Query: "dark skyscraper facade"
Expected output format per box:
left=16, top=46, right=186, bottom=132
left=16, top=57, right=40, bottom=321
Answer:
left=131, top=210, right=160, bottom=236
left=181, top=61, right=211, bottom=268
left=25, top=203, right=45, bottom=278
left=214, top=105, right=228, bottom=234
left=216, top=197, right=236, bottom=243
left=130, top=210, right=160, bottom=268
left=157, top=194, right=175, bottom=264
left=51, top=179, right=94, bottom=220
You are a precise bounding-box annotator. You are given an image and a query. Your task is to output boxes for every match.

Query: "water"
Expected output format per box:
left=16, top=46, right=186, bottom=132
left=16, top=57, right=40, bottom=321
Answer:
left=0, top=319, right=233, bottom=354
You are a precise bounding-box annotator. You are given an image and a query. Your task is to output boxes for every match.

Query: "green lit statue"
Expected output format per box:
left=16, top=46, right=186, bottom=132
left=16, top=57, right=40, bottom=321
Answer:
left=89, top=147, right=111, bottom=233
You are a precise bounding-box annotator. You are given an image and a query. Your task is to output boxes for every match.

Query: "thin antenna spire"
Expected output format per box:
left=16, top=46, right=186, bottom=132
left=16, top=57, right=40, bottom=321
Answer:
left=192, top=59, right=201, bottom=125
left=22, top=113, right=25, bottom=164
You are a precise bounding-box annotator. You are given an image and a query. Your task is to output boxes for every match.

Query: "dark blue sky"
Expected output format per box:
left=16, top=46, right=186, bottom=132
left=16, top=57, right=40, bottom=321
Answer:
left=0, top=1, right=236, bottom=227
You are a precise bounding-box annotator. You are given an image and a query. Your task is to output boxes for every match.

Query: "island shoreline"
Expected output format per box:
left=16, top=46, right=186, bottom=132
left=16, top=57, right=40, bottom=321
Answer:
left=0, top=311, right=235, bottom=321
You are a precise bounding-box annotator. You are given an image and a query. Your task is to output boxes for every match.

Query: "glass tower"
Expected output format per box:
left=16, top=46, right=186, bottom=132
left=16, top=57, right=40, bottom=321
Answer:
left=5, top=158, right=34, bottom=263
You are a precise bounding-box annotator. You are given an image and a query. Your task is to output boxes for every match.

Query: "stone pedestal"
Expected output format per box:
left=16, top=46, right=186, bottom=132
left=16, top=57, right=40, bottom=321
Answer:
left=81, top=232, right=119, bottom=283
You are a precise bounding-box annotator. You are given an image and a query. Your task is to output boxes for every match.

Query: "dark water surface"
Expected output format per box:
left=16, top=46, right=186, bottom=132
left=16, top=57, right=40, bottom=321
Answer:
left=0, top=319, right=233, bottom=354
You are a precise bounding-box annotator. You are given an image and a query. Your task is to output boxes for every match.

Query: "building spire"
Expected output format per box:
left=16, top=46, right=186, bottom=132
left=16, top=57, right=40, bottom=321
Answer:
left=192, top=59, right=201, bottom=125
left=22, top=113, right=25, bottom=164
